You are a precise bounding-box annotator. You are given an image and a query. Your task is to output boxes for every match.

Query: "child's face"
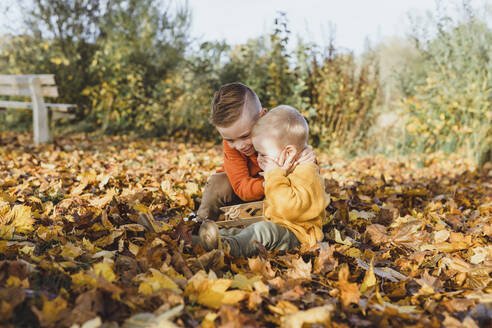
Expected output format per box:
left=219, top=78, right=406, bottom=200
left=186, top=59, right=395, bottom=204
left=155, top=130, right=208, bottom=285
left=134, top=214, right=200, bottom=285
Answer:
left=253, top=134, right=300, bottom=173
left=252, top=135, right=283, bottom=160
left=216, top=104, right=265, bottom=156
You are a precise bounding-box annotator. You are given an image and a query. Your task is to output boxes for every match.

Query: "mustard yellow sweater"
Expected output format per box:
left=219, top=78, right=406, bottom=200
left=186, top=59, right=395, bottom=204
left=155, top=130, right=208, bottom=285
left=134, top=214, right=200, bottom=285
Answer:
left=263, top=163, right=330, bottom=251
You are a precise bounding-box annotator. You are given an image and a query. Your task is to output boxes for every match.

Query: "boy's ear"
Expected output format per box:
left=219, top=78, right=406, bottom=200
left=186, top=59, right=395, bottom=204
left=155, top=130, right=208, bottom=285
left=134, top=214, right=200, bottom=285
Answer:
left=285, top=144, right=296, bottom=153
left=284, top=145, right=297, bottom=161
left=285, top=145, right=296, bottom=152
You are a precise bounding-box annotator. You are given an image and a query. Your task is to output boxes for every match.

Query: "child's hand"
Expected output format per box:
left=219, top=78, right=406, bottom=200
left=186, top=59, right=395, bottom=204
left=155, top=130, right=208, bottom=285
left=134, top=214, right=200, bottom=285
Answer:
left=257, top=154, right=280, bottom=173
left=295, top=146, right=317, bottom=166
left=277, top=148, right=297, bottom=171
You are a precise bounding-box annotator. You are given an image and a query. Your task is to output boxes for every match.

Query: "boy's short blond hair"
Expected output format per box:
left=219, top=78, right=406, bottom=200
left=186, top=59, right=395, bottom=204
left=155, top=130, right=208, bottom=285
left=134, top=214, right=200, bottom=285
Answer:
left=251, top=105, right=308, bottom=150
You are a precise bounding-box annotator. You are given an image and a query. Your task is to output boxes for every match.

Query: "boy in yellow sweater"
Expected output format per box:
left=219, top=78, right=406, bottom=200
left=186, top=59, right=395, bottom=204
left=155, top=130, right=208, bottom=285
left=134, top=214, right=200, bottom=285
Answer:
left=199, top=105, right=330, bottom=257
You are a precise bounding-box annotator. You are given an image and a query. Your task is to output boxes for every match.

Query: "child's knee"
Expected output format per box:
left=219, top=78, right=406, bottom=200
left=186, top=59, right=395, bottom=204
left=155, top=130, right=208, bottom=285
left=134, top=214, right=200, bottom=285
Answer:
left=203, top=173, right=234, bottom=200
left=250, top=221, right=297, bottom=252
left=251, top=221, right=277, bottom=241
left=198, top=173, right=238, bottom=220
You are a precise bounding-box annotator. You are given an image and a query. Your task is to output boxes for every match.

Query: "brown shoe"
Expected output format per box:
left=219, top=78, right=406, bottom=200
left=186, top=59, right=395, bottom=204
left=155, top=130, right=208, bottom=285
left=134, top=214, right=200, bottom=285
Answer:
left=199, top=220, right=220, bottom=251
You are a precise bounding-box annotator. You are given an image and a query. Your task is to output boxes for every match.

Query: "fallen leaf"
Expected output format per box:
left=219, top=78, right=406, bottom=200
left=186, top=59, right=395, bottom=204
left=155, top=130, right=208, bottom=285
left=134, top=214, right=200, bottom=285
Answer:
left=248, top=257, right=276, bottom=279
left=360, top=259, right=377, bottom=293
left=286, top=257, right=312, bottom=281
left=6, top=205, right=35, bottom=234
left=184, top=271, right=247, bottom=309
left=269, top=300, right=298, bottom=316
left=90, top=188, right=116, bottom=208
left=338, top=264, right=360, bottom=307
left=136, top=268, right=182, bottom=295
left=93, top=260, right=117, bottom=283
left=281, top=304, right=334, bottom=328
left=32, top=296, right=69, bottom=327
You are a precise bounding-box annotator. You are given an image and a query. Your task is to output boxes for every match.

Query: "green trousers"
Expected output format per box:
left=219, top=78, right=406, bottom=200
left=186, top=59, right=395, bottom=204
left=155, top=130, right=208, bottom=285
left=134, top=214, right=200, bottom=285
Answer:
left=221, top=221, right=300, bottom=257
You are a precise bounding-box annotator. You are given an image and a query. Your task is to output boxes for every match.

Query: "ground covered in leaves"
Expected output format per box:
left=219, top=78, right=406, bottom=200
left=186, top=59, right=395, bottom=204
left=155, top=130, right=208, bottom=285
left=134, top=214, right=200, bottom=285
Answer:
left=0, top=132, right=491, bottom=328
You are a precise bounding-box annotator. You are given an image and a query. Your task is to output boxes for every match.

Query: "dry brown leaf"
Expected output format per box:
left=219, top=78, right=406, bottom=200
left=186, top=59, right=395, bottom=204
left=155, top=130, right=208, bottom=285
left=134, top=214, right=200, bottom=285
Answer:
left=337, top=264, right=360, bottom=307
left=248, top=257, right=276, bottom=279
left=286, top=257, right=312, bottom=281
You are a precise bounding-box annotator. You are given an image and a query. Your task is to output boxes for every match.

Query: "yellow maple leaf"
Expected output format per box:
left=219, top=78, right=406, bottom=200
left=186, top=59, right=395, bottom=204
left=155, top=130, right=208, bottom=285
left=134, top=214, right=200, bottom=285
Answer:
left=268, top=300, right=299, bottom=315
left=32, top=296, right=68, bottom=327
left=185, top=271, right=247, bottom=309
left=93, top=260, right=117, bottom=283
left=161, top=180, right=173, bottom=196
left=185, top=182, right=199, bottom=195
left=71, top=271, right=97, bottom=287
left=6, top=276, right=29, bottom=288
left=360, top=260, right=377, bottom=293
left=36, top=225, right=63, bottom=242
left=230, top=273, right=261, bottom=290
left=128, top=242, right=140, bottom=256
left=253, top=281, right=269, bottom=295
left=282, top=305, right=334, bottom=328
left=221, top=289, right=247, bottom=305
left=0, top=204, right=10, bottom=224
left=8, top=205, right=35, bottom=234
left=201, top=312, right=218, bottom=328
left=197, top=288, right=228, bottom=309
left=197, top=279, right=247, bottom=309
left=71, top=170, right=98, bottom=196
left=132, top=203, right=149, bottom=214
left=338, top=264, right=360, bottom=307
left=137, top=268, right=182, bottom=295
left=60, top=242, right=84, bottom=259
left=90, top=188, right=116, bottom=208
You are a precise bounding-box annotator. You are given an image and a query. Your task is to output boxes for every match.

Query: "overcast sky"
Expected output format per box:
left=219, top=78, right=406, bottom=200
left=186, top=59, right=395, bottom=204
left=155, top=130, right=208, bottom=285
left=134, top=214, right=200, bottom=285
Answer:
left=188, top=0, right=489, bottom=53
left=1, top=0, right=489, bottom=53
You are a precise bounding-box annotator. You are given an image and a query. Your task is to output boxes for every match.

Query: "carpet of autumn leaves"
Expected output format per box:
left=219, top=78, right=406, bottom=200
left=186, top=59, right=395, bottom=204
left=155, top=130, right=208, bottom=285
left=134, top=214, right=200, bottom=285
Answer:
left=0, top=132, right=491, bottom=328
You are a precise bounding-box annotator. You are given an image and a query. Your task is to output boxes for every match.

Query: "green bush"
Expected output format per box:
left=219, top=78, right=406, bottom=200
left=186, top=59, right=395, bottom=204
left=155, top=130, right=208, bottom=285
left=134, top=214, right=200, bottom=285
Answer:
left=308, top=49, right=380, bottom=150
left=396, top=4, right=492, bottom=163
left=0, top=0, right=190, bottom=133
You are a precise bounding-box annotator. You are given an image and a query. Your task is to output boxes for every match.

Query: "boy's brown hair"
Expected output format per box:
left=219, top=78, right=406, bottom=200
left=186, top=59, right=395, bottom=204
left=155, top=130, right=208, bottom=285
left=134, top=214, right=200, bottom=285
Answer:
left=210, top=82, right=260, bottom=127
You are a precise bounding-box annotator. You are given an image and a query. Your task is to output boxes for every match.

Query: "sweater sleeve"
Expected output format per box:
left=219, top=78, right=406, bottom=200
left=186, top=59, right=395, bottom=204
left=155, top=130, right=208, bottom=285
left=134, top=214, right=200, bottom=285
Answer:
left=223, top=142, right=264, bottom=201
left=263, top=164, right=326, bottom=222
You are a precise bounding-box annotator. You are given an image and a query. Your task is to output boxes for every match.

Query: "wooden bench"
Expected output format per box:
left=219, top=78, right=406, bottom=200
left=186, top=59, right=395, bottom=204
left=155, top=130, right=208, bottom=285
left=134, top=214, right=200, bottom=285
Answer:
left=0, top=74, right=75, bottom=145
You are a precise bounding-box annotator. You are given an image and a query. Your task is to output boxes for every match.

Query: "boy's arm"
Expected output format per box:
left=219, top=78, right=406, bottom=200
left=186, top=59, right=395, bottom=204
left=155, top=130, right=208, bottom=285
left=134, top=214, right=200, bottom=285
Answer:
left=264, top=164, right=326, bottom=222
left=223, top=142, right=264, bottom=201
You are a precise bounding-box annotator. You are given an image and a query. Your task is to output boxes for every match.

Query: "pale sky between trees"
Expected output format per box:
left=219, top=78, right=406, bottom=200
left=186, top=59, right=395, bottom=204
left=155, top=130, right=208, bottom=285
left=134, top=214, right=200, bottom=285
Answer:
left=187, top=0, right=489, bottom=53
left=1, top=0, right=489, bottom=53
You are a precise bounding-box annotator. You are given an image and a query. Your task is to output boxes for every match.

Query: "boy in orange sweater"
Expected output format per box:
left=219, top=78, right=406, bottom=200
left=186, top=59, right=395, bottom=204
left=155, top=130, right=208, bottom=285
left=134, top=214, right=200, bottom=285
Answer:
left=196, top=82, right=314, bottom=222
left=199, top=105, right=330, bottom=257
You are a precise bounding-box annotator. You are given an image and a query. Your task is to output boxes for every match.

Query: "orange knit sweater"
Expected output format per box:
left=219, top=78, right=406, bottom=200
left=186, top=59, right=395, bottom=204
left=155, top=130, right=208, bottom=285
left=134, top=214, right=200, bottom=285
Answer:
left=217, top=140, right=264, bottom=201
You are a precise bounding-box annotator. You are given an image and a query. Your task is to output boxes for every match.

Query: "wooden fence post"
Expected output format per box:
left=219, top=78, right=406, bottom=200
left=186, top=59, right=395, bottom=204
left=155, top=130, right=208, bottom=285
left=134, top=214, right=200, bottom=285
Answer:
left=29, top=77, right=51, bottom=145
